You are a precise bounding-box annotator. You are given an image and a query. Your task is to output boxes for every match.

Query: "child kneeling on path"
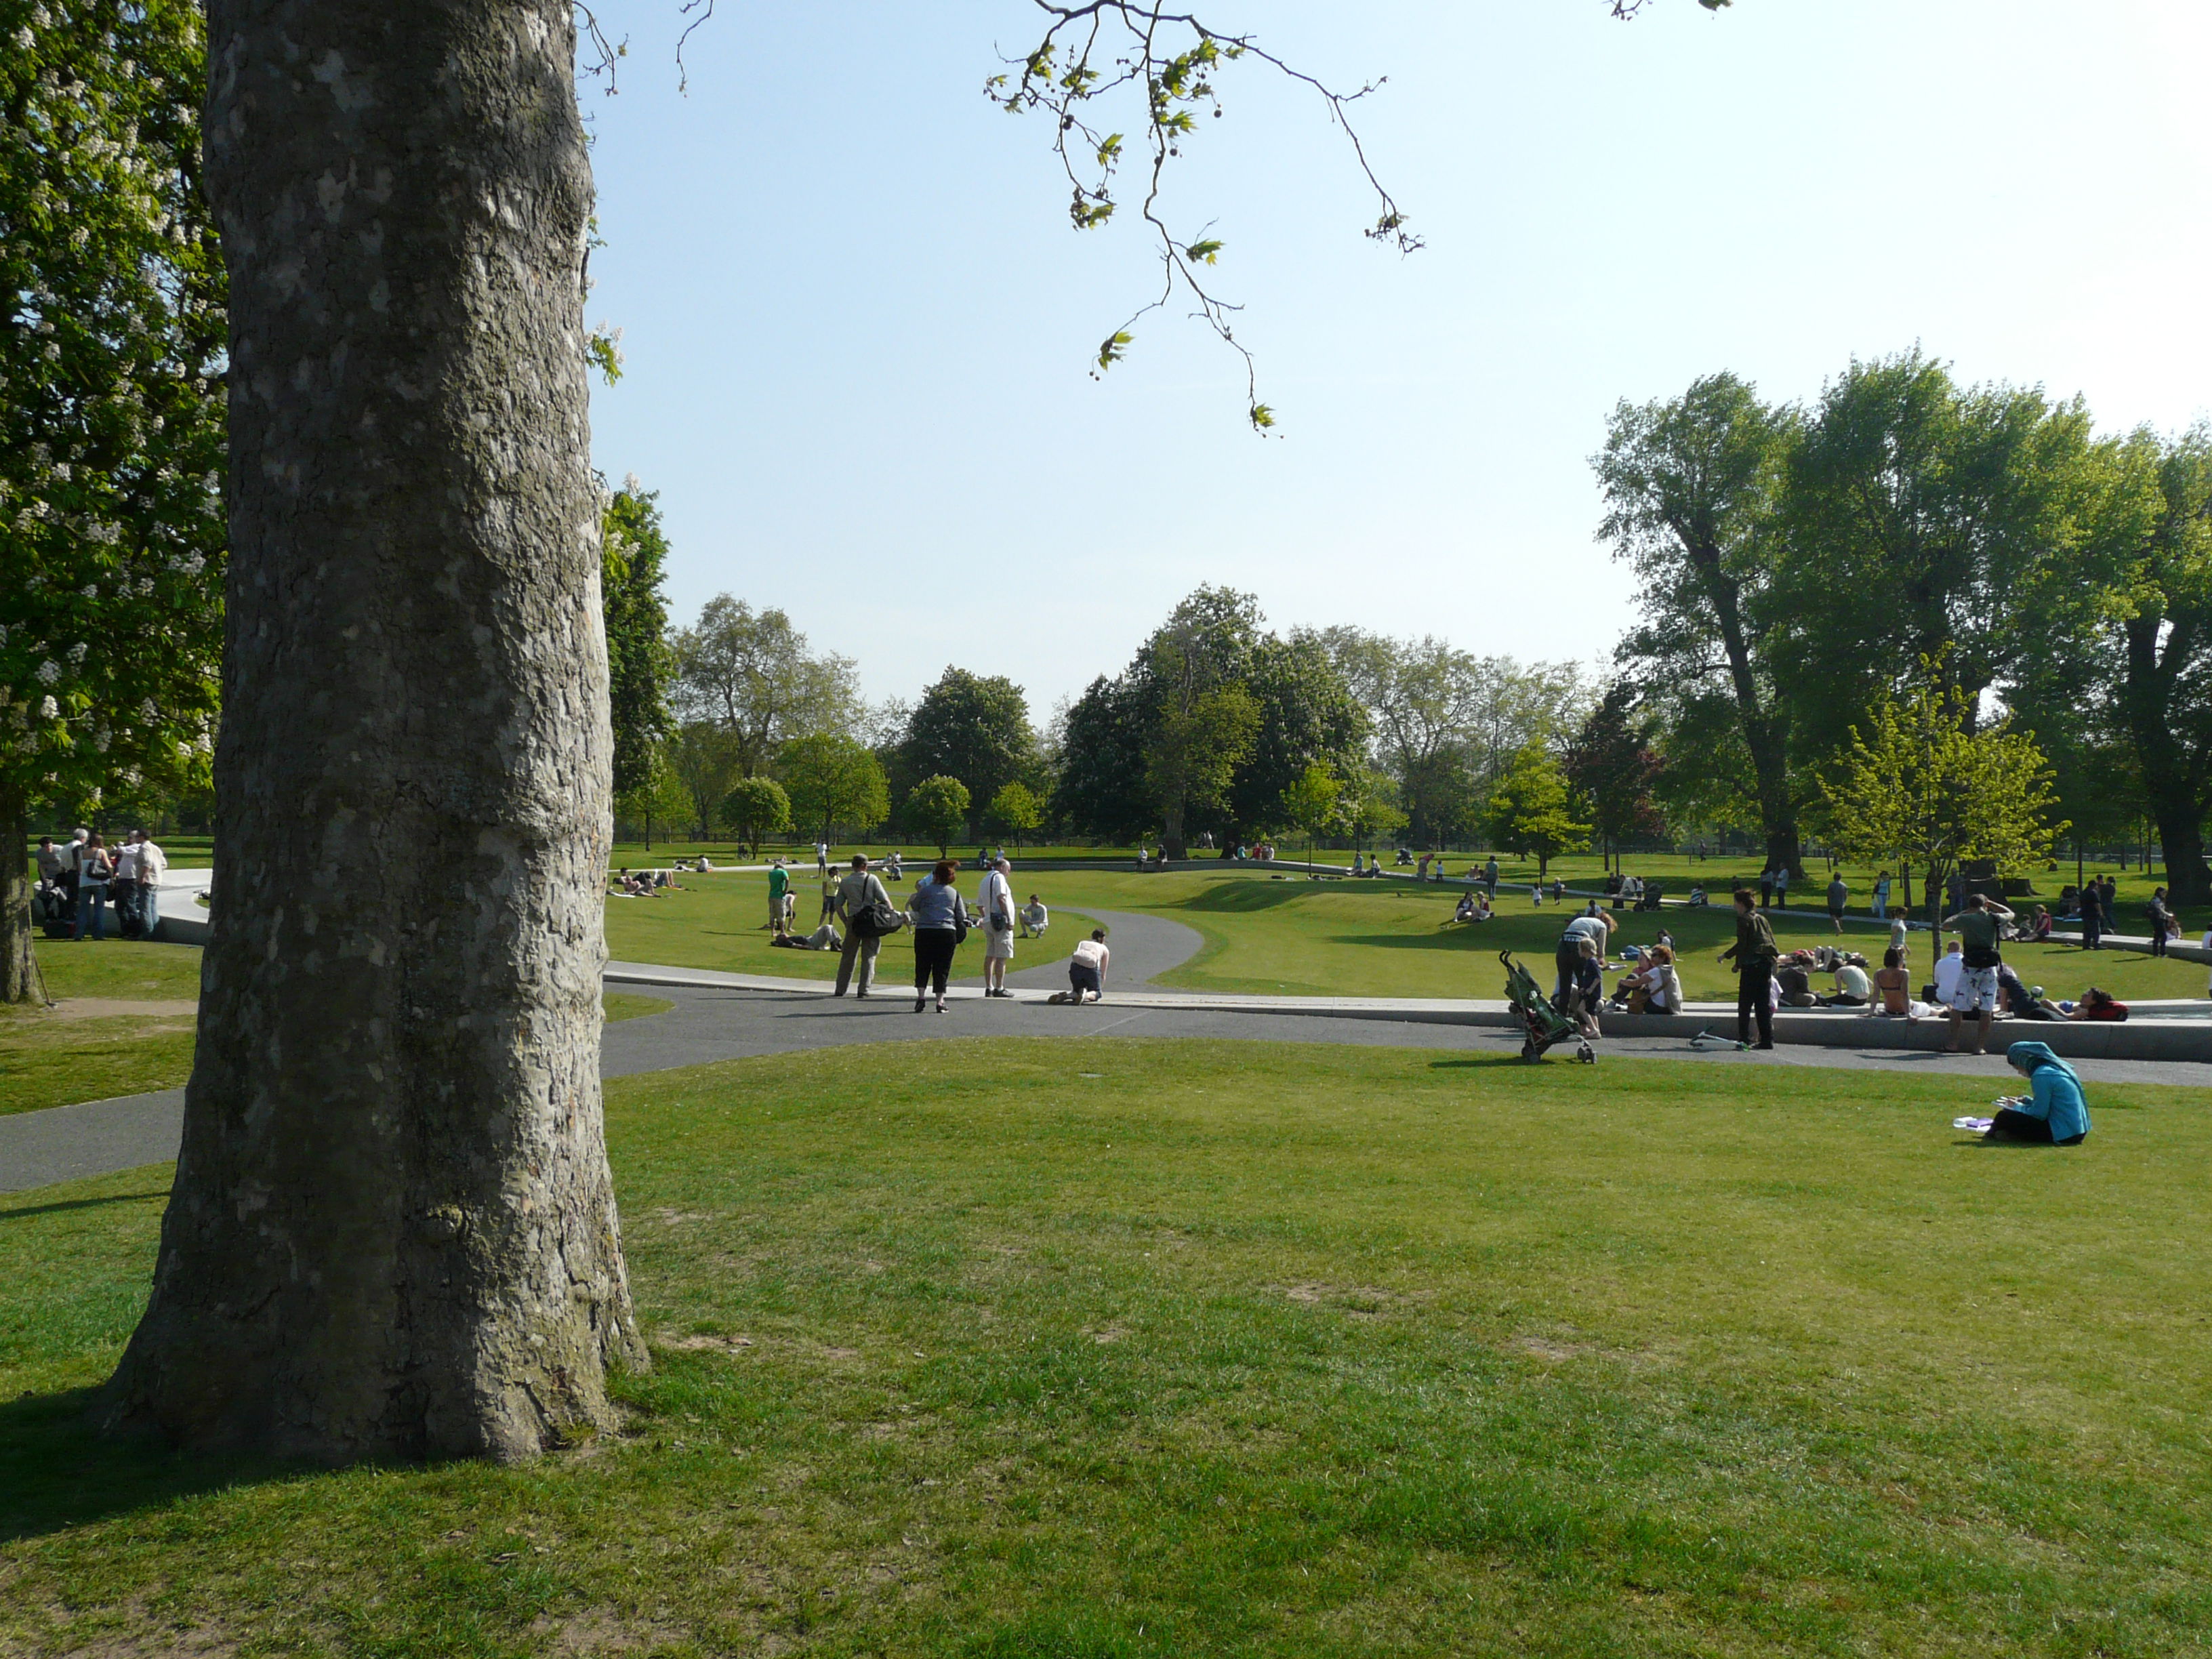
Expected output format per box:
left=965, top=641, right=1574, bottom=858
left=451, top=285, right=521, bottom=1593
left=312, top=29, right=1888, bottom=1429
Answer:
left=1052, top=930, right=1111, bottom=1004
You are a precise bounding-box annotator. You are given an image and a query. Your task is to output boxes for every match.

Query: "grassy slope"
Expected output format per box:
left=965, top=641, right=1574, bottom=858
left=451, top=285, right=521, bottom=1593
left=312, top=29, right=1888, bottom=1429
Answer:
left=602, top=874, right=1098, bottom=985
left=3, top=1039, right=2207, bottom=1655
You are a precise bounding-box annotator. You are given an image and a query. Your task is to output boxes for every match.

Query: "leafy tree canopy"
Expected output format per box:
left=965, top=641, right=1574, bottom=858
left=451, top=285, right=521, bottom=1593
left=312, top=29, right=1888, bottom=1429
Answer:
left=2, top=0, right=226, bottom=999
left=600, top=477, right=675, bottom=798
left=905, top=775, right=970, bottom=858
left=1485, top=745, right=1589, bottom=880
left=720, top=773, right=790, bottom=857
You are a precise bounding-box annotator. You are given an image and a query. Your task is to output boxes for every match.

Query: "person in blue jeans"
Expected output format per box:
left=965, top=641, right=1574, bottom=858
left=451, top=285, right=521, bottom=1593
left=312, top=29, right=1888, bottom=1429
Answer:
left=73, top=832, right=114, bottom=940
left=1983, top=1042, right=2090, bottom=1145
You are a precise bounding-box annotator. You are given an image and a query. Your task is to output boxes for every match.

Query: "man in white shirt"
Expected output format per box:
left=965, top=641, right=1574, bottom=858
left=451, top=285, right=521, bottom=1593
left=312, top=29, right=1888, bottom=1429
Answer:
left=980, top=859, right=1017, bottom=997
left=1555, top=908, right=1614, bottom=1002
left=1932, top=941, right=1965, bottom=1008
left=1068, top=930, right=1110, bottom=1002
left=1020, top=895, right=1048, bottom=938
left=134, top=830, right=169, bottom=935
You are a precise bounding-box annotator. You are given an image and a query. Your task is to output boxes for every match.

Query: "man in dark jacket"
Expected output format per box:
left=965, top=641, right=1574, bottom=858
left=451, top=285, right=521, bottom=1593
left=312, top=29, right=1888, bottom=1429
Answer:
left=1719, top=887, right=1779, bottom=1049
left=2078, top=878, right=2104, bottom=951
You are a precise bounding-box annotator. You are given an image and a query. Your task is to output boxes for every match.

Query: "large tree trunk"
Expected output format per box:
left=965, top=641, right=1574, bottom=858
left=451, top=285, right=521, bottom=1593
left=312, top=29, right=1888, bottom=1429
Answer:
left=2120, top=614, right=2212, bottom=907
left=3, top=785, right=38, bottom=1006
left=102, top=0, right=642, bottom=1463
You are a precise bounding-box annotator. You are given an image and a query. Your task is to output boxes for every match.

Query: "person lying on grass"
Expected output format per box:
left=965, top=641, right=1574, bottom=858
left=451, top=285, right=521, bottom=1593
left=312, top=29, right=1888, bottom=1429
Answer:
left=1983, top=1042, right=2091, bottom=1146
left=770, top=920, right=840, bottom=950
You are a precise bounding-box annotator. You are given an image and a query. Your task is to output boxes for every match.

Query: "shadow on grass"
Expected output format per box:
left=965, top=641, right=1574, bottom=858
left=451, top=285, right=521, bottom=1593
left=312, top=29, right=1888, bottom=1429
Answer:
left=1170, top=882, right=1315, bottom=915
left=0, top=1386, right=293, bottom=1542
left=0, top=1190, right=168, bottom=1223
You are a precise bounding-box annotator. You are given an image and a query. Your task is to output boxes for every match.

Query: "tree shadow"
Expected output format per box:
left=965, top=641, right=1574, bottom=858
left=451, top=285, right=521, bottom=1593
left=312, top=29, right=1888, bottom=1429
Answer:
left=0, top=1191, right=168, bottom=1223
left=1171, top=883, right=1315, bottom=914
left=0, top=1386, right=300, bottom=1542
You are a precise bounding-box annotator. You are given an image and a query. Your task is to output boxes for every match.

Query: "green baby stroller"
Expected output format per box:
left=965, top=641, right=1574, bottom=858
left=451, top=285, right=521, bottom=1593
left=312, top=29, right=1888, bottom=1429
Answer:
left=1500, top=950, right=1594, bottom=1064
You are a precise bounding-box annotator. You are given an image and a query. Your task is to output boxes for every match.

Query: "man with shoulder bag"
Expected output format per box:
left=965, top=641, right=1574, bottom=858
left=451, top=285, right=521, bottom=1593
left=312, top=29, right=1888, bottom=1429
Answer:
left=833, top=854, right=896, bottom=998
left=1938, top=890, right=2014, bottom=1056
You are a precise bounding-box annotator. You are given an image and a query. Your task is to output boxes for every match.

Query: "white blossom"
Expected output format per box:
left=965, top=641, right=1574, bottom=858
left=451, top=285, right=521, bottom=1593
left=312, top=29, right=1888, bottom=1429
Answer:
left=40, top=697, right=60, bottom=720
left=194, top=732, right=213, bottom=754
left=66, top=641, right=87, bottom=663
left=37, top=659, right=62, bottom=684
left=12, top=26, right=31, bottom=48
left=82, top=583, right=99, bottom=598
left=94, top=726, right=111, bottom=752
left=140, top=697, right=159, bottom=722
left=50, top=461, right=70, bottom=481
left=623, top=471, right=643, bottom=496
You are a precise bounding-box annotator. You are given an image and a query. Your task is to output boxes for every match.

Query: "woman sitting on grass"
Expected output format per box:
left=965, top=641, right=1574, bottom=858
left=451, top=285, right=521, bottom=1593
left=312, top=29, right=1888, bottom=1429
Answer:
left=1983, top=1042, right=2090, bottom=1146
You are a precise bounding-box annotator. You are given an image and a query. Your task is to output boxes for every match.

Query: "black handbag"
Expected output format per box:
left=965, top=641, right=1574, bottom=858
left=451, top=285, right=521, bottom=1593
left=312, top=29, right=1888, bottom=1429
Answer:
left=853, top=897, right=905, bottom=940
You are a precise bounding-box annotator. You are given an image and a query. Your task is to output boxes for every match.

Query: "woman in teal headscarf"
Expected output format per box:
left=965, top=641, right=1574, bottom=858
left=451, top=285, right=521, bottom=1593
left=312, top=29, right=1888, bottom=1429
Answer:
left=1985, top=1042, right=2091, bottom=1145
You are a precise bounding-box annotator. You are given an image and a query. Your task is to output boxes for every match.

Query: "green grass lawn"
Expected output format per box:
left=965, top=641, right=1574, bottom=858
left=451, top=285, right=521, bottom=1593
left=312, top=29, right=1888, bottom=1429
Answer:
left=604, top=873, right=1099, bottom=985
left=1, top=960, right=670, bottom=1118
left=4, top=1038, right=2208, bottom=1655
left=22, top=939, right=205, bottom=1003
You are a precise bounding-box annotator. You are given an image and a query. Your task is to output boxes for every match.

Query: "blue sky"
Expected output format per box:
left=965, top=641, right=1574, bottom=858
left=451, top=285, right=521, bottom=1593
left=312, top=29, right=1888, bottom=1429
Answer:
left=582, top=1, right=2212, bottom=717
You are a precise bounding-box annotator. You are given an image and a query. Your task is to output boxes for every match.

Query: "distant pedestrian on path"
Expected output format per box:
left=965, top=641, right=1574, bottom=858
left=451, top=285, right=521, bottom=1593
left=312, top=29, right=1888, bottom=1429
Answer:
left=2146, top=887, right=2171, bottom=957
left=816, top=840, right=830, bottom=877
left=1758, top=866, right=1774, bottom=909
left=1774, top=864, right=1790, bottom=908
left=1719, top=887, right=1778, bottom=1050
left=908, top=859, right=964, bottom=1013
left=832, top=855, right=892, bottom=998
left=981, top=858, right=1017, bottom=998
left=1483, top=855, right=1498, bottom=897
left=2078, top=879, right=2104, bottom=951
left=1827, top=874, right=1849, bottom=934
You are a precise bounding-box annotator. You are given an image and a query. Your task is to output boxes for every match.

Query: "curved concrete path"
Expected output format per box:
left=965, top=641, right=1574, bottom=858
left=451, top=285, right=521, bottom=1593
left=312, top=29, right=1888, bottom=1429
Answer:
left=9, top=921, right=2212, bottom=1192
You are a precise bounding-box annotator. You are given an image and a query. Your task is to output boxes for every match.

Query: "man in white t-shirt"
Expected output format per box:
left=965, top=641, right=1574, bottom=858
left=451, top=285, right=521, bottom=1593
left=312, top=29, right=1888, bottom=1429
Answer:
left=1020, top=895, right=1048, bottom=938
left=1555, top=909, right=1614, bottom=1002
left=1068, top=930, right=1110, bottom=1002
left=980, top=859, right=1017, bottom=996
left=1931, top=941, right=1965, bottom=1008
left=135, top=832, right=168, bottom=934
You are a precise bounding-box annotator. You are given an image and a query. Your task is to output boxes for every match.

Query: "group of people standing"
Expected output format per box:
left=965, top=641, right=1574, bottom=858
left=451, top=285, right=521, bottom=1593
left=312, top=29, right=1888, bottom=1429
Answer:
left=35, top=827, right=168, bottom=941
left=798, top=854, right=1101, bottom=1011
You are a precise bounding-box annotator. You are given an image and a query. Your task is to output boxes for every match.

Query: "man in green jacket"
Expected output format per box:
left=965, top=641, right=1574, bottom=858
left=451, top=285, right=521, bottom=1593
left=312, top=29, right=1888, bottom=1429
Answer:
left=1719, top=886, right=1779, bottom=1049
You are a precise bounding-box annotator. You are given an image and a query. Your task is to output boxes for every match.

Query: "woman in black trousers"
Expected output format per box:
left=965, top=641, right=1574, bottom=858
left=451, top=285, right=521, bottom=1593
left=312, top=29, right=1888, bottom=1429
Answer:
left=907, top=858, right=965, bottom=1013
left=1719, top=886, right=1778, bottom=1049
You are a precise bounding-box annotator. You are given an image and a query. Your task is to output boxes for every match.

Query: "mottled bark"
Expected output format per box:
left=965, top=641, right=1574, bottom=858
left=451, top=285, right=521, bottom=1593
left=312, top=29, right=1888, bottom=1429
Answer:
left=103, top=0, right=642, bottom=1462
left=3, top=785, right=36, bottom=1006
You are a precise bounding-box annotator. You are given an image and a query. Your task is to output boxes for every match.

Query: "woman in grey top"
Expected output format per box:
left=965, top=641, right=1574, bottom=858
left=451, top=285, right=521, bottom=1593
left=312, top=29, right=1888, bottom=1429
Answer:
left=907, top=859, right=965, bottom=1013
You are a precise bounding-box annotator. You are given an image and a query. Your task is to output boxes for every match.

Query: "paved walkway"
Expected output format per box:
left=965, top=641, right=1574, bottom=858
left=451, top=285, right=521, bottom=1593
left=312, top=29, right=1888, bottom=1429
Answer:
left=7, top=905, right=2211, bottom=1195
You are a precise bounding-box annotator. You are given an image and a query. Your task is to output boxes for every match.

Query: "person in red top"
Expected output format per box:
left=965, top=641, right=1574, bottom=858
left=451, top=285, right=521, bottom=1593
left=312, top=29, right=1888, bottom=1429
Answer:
left=2067, top=987, right=2129, bottom=1021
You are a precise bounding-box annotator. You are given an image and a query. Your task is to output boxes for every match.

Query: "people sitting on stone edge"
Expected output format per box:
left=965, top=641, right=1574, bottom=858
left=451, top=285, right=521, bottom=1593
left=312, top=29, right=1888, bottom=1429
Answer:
left=1873, top=947, right=1912, bottom=1017
left=1982, top=1042, right=2090, bottom=1146
left=1820, top=958, right=1872, bottom=1006
left=2064, top=986, right=2129, bottom=1021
